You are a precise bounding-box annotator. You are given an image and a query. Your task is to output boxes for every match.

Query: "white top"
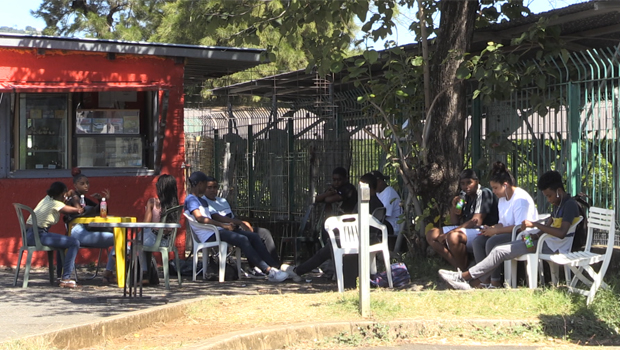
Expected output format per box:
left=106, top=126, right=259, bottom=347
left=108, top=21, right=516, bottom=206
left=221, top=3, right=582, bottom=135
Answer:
left=204, top=196, right=234, bottom=232
left=498, top=187, right=538, bottom=227
left=377, top=186, right=402, bottom=234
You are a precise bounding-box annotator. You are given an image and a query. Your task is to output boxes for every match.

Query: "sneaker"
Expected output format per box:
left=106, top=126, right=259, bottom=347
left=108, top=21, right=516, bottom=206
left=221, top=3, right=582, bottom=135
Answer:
left=479, top=283, right=499, bottom=289
left=267, top=268, right=288, bottom=283
left=438, top=268, right=472, bottom=290
left=244, top=267, right=267, bottom=279
left=280, top=264, right=302, bottom=282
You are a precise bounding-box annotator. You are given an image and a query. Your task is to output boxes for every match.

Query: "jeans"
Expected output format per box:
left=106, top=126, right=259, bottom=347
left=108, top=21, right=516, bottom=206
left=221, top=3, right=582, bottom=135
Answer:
left=247, top=227, right=280, bottom=268
left=138, top=228, right=169, bottom=272
left=469, top=239, right=553, bottom=282
left=210, top=229, right=278, bottom=273
left=71, top=224, right=116, bottom=272
left=472, top=233, right=511, bottom=281
left=27, top=227, right=80, bottom=280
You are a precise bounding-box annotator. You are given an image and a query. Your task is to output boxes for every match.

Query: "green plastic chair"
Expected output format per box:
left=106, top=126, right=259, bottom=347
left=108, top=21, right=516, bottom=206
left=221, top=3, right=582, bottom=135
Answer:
left=140, top=205, right=184, bottom=290
left=13, top=203, right=65, bottom=288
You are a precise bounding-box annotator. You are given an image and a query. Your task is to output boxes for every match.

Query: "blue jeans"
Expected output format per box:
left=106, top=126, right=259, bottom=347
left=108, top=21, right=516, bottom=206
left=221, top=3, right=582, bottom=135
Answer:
left=27, top=227, right=80, bottom=280
left=71, top=224, right=115, bottom=272
left=210, top=229, right=278, bottom=273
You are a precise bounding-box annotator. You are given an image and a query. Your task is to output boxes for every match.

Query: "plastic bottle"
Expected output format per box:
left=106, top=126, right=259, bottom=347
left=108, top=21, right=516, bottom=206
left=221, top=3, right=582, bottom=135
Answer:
left=100, top=198, right=107, bottom=218
left=524, top=233, right=534, bottom=249
left=79, top=195, right=86, bottom=208
left=454, top=192, right=466, bottom=215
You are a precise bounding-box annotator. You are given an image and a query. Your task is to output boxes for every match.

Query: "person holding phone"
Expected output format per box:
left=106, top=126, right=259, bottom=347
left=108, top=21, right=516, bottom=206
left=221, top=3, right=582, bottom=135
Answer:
left=426, top=169, right=499, bottom=270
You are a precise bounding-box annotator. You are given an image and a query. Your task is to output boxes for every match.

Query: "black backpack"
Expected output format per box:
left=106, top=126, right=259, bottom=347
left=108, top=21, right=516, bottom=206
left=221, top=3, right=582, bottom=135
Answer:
left=571, top=194, right=590, bottom=252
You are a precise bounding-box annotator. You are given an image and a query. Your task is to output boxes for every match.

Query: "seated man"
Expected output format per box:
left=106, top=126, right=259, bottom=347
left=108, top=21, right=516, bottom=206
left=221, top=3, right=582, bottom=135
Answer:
left=426, top=169, right=499, bottom=270
left=371, top=170, right=401, bottom=236
left=315, top=167, right=358, bottom=215
left=184, top=171, right=288, bottom=283
left=203, top=177, right=280, bottom=278
left=439, top=170, right=580, bottom=290
left=283, top=173, right=384, bottom=282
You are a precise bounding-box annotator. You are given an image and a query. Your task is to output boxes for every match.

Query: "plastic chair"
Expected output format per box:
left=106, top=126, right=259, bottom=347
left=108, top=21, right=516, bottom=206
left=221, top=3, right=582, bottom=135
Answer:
left=183, top=212, right=242, bottom=282
left=324, top=213, right=393, bottom=293
left=371, top=207, right=386, bottom=222
left=504, top=214, right=581, bottom=289
left=539, top=207, right=615, bottom=305
left=139, top=205, right=184, bottom=290
left=13, top=203, right=65, bottom=288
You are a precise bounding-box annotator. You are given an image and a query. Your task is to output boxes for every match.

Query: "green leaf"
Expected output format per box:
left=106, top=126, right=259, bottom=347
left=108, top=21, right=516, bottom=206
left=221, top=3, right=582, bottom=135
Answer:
left=411, top=56, right=424, bottom=67
left=363, top=50, right=379, bottom=64
left=456, top=65, right=471, bottom=79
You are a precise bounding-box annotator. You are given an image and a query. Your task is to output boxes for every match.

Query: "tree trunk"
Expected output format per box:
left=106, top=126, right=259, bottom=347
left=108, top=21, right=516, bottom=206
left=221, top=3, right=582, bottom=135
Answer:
left=415, top=1, right=479, bottom=236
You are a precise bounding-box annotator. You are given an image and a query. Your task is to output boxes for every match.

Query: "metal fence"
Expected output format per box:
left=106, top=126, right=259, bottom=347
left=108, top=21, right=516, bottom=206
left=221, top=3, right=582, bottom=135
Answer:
left=185, top=45, right=620, bottom=246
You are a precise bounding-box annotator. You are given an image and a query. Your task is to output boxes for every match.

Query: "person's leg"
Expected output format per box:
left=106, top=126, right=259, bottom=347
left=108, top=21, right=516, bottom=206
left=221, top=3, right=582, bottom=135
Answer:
left=255, top=227, right=280, bottom=265
left=466, top=240, right=530, bottom=282
left=39, top=231, right=80, bottom=280
left=472, top=235, right=490, bottom=264
left=219, top=229, right=271, bottom=273
left=71, top=224, right=115, bottom=248
left=295, top=242, right=333, bottom=276
left=426, top=226, right=462, bottom=268
left=139, top=228, right=157, bottom=272
left=234, top=228, right=279, bottom=268
left=445, top=230, right=468, bottom=271
left=484, top=233, right=512, bottom=285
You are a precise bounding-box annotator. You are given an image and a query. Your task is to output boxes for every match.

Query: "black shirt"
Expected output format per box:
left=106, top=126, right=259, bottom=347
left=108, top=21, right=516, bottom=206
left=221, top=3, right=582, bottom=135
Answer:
left=461, top=185, right=499, bottom=226
left=337, top=182, right=358, bottom=214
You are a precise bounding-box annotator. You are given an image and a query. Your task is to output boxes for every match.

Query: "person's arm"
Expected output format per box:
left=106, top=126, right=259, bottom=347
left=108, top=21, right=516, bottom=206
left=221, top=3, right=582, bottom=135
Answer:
left=59, top=204, right=84, bottom=215
left=92, top=189, right=111, bottom=201
left=522, top=201, right=579, bottom=239
left=191, top=209, right=235, bottom=231
left=143, top=198, right=158, bottom=222
left=316, top=187, right=343, bottom=204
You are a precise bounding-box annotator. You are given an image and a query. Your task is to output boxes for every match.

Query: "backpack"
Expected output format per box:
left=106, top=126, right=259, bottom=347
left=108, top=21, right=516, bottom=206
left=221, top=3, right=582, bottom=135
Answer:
left=370, top=262, right=411, bottom=288
left=571, top=193, right=590, bottom=252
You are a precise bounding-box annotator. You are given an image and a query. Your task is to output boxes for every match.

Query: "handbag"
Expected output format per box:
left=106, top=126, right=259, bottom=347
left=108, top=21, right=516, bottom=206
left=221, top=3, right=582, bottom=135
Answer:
left=370, top=262, right=410, bottom=288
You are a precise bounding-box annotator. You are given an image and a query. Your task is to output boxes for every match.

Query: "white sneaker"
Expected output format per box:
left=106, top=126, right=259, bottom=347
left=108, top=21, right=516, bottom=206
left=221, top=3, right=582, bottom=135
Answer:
left=267, top=268, right=288, bottom=282
left=438, top=268, right=472, bottom=290
left=243, top=266, right=267, bottom=279
left=280, top=264, right=302, bottom=282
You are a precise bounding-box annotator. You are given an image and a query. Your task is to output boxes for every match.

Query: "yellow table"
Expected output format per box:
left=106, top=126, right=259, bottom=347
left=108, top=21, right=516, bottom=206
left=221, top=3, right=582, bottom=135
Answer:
left=68, top=216, right=137, bottom=288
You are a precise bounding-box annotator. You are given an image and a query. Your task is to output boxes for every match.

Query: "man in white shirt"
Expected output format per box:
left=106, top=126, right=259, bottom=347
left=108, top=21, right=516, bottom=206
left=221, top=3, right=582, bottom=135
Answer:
left=371, top=170, right=402, bottom=236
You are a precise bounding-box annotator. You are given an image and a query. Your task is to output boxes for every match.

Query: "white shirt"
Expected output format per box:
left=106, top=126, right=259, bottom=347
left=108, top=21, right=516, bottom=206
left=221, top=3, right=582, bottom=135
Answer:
left=377, top=186, right=402, bottom=234
left=498, top=187, right=538, bottom=227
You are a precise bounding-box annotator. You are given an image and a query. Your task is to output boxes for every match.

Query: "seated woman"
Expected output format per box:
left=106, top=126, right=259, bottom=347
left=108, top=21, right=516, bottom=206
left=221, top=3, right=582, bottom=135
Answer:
left=138, top=174, right=180, bottom=283
left=203, top=176, right=280, bottom=277
left=470, top=161, right=538, bottom=287
left=65, top=168, right=115, bottom=284
left=439, top=170, right=580, bottom=290
left=184, top=171, right=288, bottom=283
left=28, top=182, right=84, bottom=288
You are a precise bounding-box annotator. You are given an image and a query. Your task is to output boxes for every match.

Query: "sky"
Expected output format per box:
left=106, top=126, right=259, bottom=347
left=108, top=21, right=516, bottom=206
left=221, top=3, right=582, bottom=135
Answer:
left=0, top=0, right=590, bottom=44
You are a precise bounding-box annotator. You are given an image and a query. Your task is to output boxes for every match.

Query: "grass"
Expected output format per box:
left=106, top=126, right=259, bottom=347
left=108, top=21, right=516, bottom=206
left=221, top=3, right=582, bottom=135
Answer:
left=6, top=256, right=620, bottom=349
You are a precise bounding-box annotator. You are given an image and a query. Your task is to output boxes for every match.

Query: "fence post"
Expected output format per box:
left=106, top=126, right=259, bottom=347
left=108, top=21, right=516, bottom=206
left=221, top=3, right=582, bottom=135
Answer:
left=287, top=118, right=295, bottom=220
left=248, top=124, right=254, bottom=215
left=358, top=181, right=370, bottom=317
left=568, top=82, right=582, bottom=195
left=213, top=129, right=220, bottom=182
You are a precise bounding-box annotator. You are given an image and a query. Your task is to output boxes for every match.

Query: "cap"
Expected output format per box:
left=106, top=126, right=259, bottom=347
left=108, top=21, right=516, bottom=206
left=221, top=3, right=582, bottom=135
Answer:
left=370, top=170, right=389, bottom=182
left=189, top=171, right=212, bottom=186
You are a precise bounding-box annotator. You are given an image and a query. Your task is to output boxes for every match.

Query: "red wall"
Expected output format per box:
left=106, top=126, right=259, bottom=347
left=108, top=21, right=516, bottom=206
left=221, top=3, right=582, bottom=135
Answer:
left=0, top=47, right=187, bottom=267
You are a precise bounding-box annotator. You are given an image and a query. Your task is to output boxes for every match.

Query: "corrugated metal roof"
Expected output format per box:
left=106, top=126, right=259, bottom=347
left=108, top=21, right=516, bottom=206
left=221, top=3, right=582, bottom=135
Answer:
left=0, top=33, right=266, bottom=86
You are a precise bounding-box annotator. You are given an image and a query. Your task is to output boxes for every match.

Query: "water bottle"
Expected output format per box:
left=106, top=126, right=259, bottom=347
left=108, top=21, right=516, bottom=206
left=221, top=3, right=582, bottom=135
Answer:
left=79, top=195, right=86, bottom=208
left=454, top=192, right=466, bottom=215
left=100, top=198, right=107, bottom=218
left=524, top=233, right=534, bottom=249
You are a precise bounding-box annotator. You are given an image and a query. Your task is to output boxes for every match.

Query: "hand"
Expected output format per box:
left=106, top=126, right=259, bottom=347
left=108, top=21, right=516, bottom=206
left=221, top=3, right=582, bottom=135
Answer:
left=77, top=207, right=84, bottom=214
left=241, top=221, right=253, bottom=232
left=451, top=196, right=460, bottom=207
left=480, top=226, right=495, bottom=237
left=470, top=218, right=480, bottom=226
left=522, top=220, right=534, bottom=228
left=222, top=223, right=236, bottom=231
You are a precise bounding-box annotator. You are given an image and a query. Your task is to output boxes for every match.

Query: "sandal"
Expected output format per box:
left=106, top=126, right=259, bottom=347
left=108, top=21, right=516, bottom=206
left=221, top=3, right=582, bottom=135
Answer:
left=59, top=279, right=78, bottom=289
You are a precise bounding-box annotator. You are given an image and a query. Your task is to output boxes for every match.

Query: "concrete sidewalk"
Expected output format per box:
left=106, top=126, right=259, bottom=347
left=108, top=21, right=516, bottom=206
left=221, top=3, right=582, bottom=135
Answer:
left=0, top=265, right=337, bottom=347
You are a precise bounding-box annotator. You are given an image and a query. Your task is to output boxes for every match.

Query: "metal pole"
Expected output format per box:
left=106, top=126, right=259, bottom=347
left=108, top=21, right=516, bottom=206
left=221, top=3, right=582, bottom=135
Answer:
left=358, top=182, right=370, bottom=316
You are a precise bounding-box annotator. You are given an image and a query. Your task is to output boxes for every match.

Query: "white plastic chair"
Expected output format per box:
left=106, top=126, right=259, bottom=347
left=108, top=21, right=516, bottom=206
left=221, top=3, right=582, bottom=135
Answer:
left=504, top=214, right=581, bottom=289
left=539, top=207, right=615, bottom=305
left=324, top=214, right=393, bottom=293
left=183, top=212, right=241, bottom=282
